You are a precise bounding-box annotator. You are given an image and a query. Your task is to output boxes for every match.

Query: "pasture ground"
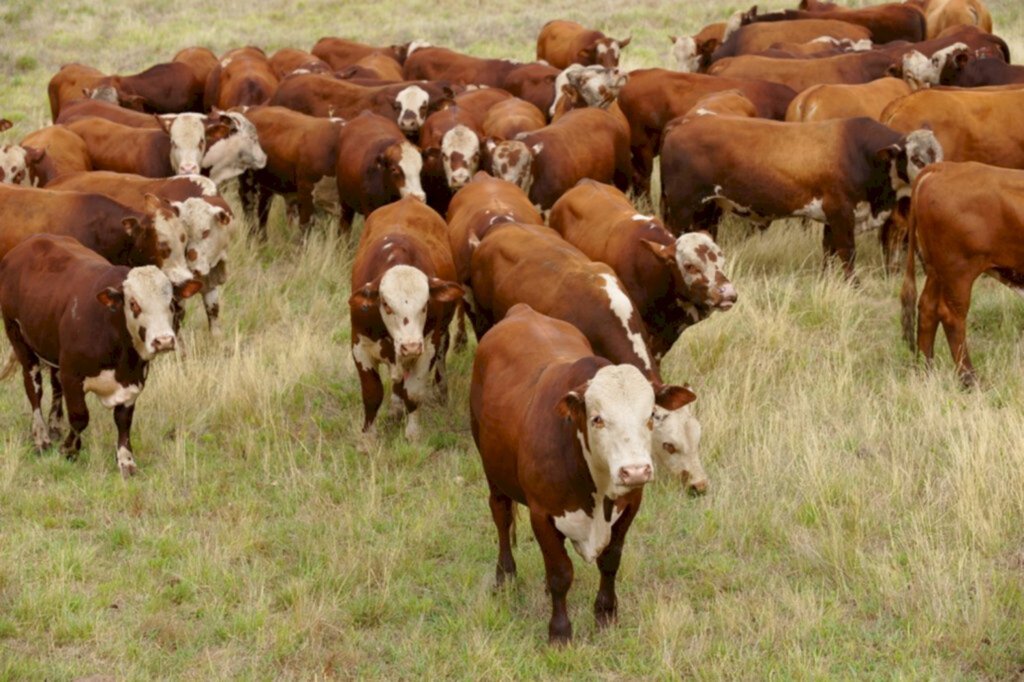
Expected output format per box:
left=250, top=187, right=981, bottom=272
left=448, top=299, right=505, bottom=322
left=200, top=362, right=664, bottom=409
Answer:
left=2, top=0, right=1024, bottom=678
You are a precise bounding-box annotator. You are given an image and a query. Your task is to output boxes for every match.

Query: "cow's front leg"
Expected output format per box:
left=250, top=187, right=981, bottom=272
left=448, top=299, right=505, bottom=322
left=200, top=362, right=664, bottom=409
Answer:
left=60, top=372, right=89, bottom=458
left=113, top=404, right=137, bottom=477
left=530, top=509, right=574, bottom=645
left=203, top=286, right=221, bottom=337
left=595, top=501, right=640, bottom=628
left=48, top=368, right=65, bottom=441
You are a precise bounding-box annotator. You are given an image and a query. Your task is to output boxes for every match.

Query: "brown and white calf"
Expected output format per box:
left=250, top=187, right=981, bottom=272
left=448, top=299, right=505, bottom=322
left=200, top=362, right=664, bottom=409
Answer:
left=21, top=125, right=92, bottom=186
left=550, top=180, right=736, bottom=361
left=659, top=116, right=942, bottom=278
left=536, top=20, right=631, bottom=69
left=901, top=162, right=1024, bottom=385
left=0, top=235, right=200, bottom=475
left=350, top=196, right=463, bottom=440
left=669, top=22, right=727, bottom=73
left=549, top=64, right=628, bottom=119
left=471, top=303, right=696, bottom=643
left=0, top=119, right=42, bottom=187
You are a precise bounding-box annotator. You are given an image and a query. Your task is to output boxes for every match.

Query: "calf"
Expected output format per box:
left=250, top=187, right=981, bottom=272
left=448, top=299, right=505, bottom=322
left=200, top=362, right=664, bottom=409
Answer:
left=469, top=222, right=710, bottom=492
left=786, top=77, right=911, bottom=122
left=550, top=65, right=628, bottom=119
left=481, top=98, right=546, bottom=140
left=536, top=20, right=630, bottom=69
left=311, top=37, right=411, bottom=70
left=268, top=48, right=331, bottom=79
left=659, top=116, right=942, bottom=278
left=617, top=68, right=796, bottom=195
left=204, top=47, right=279, bottom=110
left=0, top=235, right=200, bottom=475
left=88, top=62, right=204, bottom=113
left=742, top=3, right=927, bottom=43
left=900, top=161, right=1021, bottom=385
left=488, top=107, right=629, bottom=209
left=471, top=303, right=695, bottom=643
left=172, top=47, right=219, bottom=90
left=47, top=63, right=113, bottom=121
left=1, top=120, right=42, bottom=186
left=419, top=106, right=483, bottom=213
left=550, top=180, right=736, bottom=361
left=350, top=196, right=462, bottom=440
left=335, top=112, right=425, bottom=230
left=707, top=49, right=899, bottom=93
left=20, top=126, right=91, bottom=186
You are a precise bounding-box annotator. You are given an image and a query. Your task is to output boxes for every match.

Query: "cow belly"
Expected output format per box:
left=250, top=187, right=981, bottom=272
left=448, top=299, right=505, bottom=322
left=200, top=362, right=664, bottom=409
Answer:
left=84, top=369, right=142, bottom=408
left=553, top=495, right=624, bottom=563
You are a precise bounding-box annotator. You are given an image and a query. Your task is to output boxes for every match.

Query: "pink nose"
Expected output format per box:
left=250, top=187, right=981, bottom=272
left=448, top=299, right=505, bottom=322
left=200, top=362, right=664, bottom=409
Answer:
left=618, top=464, right=652, bottom=487
left=399, top=341, right=423, bottom=358
left=719, top=284, right=738, bottom=307
left=151, top=335, right=176, bottom=352
left=179, top=164, right=199, bottom=175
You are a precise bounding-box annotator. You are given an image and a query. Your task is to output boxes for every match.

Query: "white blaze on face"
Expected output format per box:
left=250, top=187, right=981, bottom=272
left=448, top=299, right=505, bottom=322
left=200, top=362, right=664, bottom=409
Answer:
left=397, top=142, right=425, bottom=201
left=671, top=36, right=701, bottom=72
left=598, top=273, right=653, bottom=371
left=122, top=266, right=177, bottom=360
left=0, top=145, right=31, bottom=186
left=162, top=114, right=207, bottom=175
left=175, top=197, right=232, bottom=277
left=651, top=401, right=706, bottom=491
left=675, top=232, right=735, bottom=308
left=440, top=125, right=480, bottom=190
left=378, top=264, right=430, bottom=363
left=151, top=207, right=193, bottom=286
left=486, top=140, right=538, bottom=195
left=395, top=85, right=430, bottom=134
left=579, top=364, right=656, bottom=498
left=203, top=112, right=267, bottom=184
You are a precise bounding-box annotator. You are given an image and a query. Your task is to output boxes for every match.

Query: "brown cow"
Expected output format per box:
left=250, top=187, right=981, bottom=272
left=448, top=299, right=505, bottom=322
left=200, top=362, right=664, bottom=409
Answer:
left=904, top=0, right=992, bottom=38
left=47, top=63, right=116, bottom=122
left=20, top=126, right=90, bottom=186
left=470, top=303, right=695, bottom=643
left=486, top=107, right=629, bottom=209
left=56, top=98, right=162, bottom=128
left=680, top=90, right=758, bottom=120
left=741, top=3, right=927, bottom=44
left=339, top=53, right=405, bottom=82
left=940, top=55, right=1024, bottom=87
left=481, top=98, right=546, bottom=140
left=419, top=105, right=483, bottom=213
left=707, top=49, right=900, bottom=93
left=335, top=112, right=425, bottom=230
left=659, top=116, right=942, bottom=278
left=617, top=68, right=796, bottom=195
left=204, top=47, right=279, bottom=110
left=501, top=63, right=562, bottom=114
left=669, top=22, right=727, bottom=73
left=786, top=77, right=911, bottom=122
left=699, top=18, right=872, bottom=69
left=173, top=47, right=218, bottom=90
left=349, top=196, right=462, bottom=441
left=536, top=20, right=631, bottom=69
left=0, top=235, right=200, bottom=475
left=311, top=37, right=415, bottom=70
left=550, top=180, right=736, bottom=361
left=900, top=162, right=1021, bottom=385
left=896, top=27, right=1011, bottom=89
left=268, top=48, right=332, bottom=79
left=87, top=62, right=204, bottom=113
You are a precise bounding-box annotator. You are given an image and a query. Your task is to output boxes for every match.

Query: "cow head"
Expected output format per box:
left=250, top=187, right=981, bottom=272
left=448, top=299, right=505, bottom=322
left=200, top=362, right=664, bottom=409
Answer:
left=642, top=231, right=737, bottom=314
left=379, top=140, right=425, bottom=202
left=649, top=384, right=707, bottom=494
left=557, top=364, right=656, bottom=497
left=158, top=113, right=208, bottom=175
left=434, top=125, right=480, bottom=190
left=175, top=196, right=234, bottom=278
left=938, top=49, right=977, bottom=85
left=393, top=85, right=431, bottom=135
left=349, top=265, right=463, bottom=365
left=485, top=139, right=541, bottom=196
left=201, top=111, right=268, bottom=184
left=880, top=128, right=944, bottom=192
left=900, top=43, right=970, bottom=90
left=98, top=265, right=201, bottom=360
left=565, top=65, right=628, bottom=110
left=0, top=144, right=43, bottom=187
left=670, top=34, right=720, bottom=73
left=584, top=36, right=630, bottom=68
left=141, top=193, right=194, bottom=286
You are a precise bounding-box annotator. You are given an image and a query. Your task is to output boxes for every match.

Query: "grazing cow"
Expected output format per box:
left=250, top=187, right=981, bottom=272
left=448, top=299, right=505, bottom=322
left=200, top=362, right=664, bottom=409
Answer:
left=550, top=180, right=736, bottom=361
left=20, top=126, right=91, bottom=186
left=481, top=98, right=546, bottom=140
left=659, top=116, right=942, bottom=278
left=56, top=98, right=163, bottom=128
left=204, top=47, right=279, bottom=110
left=702, top=18, right=872, bottom=68
left=486, top=107, right=629, bottom=209
left=453, top=87, right=515, bottom=125
left=904, top=0, right=993, bottom=38
left=536, top=20, right=631, bottom=69
left=940, top=56, right=1024, bottom=87
left=0, top=235, right=201, bottom=475
left=338, top=53, right=405, bottom=82
left=669, top=22, right=727, bottom=72
left=172, top=47, right=219, bottom=90
left=237, top=105, right=344, bottom=235
left=742, top=3, right=927, bottom=44
left=268, top=48, right=332, bottom=79
left=335, top=112, right=425, bottom=230
left=88, top=62, right=204, bottom=113
left=419, top=106, right=483, bottom=212
left=707, top=49, right=900, bottom=93
left=617, top=68, right=796, bottom=195
left=47, top=63, right=114, bottom=121
left=311, top=37, right=412, bottom=70
left=0, top=120, right=42, bottom=187
left=349, top=197, right=463, bottom=440
left=470, top=304, right=696, bottom=643
left=786, top=77, right=911, bottom=122
left=900, top=162, right=1021, bottom=385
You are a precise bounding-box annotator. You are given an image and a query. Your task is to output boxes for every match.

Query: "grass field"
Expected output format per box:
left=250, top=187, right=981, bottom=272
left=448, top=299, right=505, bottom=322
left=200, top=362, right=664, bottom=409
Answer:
left=3, top=1, right=1024, bottom=679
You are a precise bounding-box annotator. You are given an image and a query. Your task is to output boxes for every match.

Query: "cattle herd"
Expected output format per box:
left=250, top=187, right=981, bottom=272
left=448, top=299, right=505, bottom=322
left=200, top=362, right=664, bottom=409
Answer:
left=0, top=0, right=1019, bottom=644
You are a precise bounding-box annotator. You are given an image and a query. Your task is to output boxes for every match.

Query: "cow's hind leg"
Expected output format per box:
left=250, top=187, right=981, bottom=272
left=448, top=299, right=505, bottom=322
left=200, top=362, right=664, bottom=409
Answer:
left=488, top=485, right=517, bottom=587
left=59, top=371, right=88, bottom=459
left=937, top=278, right=977, bottom=387
left=916, top=275, right=941, bottom=367
left=5, top=318, right=50, bottom=452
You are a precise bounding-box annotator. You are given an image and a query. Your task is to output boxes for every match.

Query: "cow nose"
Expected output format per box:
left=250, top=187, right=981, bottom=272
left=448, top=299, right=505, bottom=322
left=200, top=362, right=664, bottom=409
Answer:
left=179, top=163, right=200, bottom=175
left=151, top=335, right=176, bottom=353
left=688, top=478, right=709, bottom=496
left=399, top=341, right=423, bottom=358
left=618, top=464, right=652, bottom=487
left=719, top=283, right=738, bottom=308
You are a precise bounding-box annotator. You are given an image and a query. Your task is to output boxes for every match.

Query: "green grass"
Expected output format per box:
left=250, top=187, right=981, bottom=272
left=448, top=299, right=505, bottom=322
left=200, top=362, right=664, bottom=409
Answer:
left=2, top=1, right=1024, bottom=679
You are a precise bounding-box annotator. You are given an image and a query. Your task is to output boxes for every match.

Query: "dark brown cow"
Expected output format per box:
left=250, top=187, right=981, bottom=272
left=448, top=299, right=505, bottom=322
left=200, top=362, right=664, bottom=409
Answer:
left=900, top=162, right=1021, bottom=385
left=707, top=49, right=900, bottom=93
left=268, top=48, right=332, bottom=79
left=335, top=112, right=425, bottom=230
left=419, top=105, right=483, bottom=213
left=470, top=303, right=695, bottom=644
left=786, top=77, right=911, bottom=122
left=536, top=20, right=631, bottom=69
left=940, top=56, right=1024, bottom=86
left=0, top=235, right=200, bottom=475
left=617, top=68, right=797, bottom=195
left=204, top=47, right=279, bottom=110
left=311, top=37, right=413, bottom=70
left=172, top=47, right=219, bottom=91
left=481, top=97, right=546, bottom=140
left=501, top=63, right=561, bottom=114
left=698, top=18, right=872, bottom=69
left=56, top=98, right=162, bottom=128
left=349, top=196, right=462, bottom=441
left=742, top=3, right=927, bottom=43
left=88, top=62, right=204, bottom=113
left=659, top=116, right=942, bottom=277
left=550, top=180, right=736, bottom=361
left=20, top=126, right=90, bottom=186
left=47, top=63, right=116, bottom=122
left=487, top=107, right=629, bottom=209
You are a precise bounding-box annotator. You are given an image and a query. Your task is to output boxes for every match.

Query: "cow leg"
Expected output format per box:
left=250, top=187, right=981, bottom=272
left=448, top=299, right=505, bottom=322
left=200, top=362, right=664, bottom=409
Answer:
left=5, top=320, right=49, bottom=452
left=488, top=487, right=517, bottom=586
left=171, top=297, right=186, bottom=333
left=629, top=142, right=653, bottom=198
left=355, top=359, right=384, bottom=437
left=823, top=205, right=857, bottom=281
left=60, top=371, right=88, bottom=458
left=297, top=180, right=315, bottom=235
left=937, top=280, right=977, bottom=386
left=48, top=368, right=65, bottom=441
left=203, top=286, right=221, bottom=336
left=338, top=204, right=355, bottom=235
left=239, top=171, right=258, bottom=225
left=433, top=330, right=450, bottom=405
left=530, top=509, right=573, bottom=644
left=595, top=501, right=640, bottom=628
left=452, top=300, right=468, bottom=351
left=113, top=404, right=137, bottom=477
left=880, top=197, right=910, bottom=276
left=691, top=202, right=723, bottom=240
left=256, top=186, right=274, bottom=239
left=916, top=276, right=941, bottom=366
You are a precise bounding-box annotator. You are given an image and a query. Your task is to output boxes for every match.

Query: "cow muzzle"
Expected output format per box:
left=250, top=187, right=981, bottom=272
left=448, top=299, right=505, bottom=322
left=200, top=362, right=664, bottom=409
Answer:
left=178, top=163, right=200, bottom=175
left=398, top=114, right=420, bottom=132
left=717, top=283, right=737, bottom=309
left=618, top=463, right=653, bottom=488
left=151, top=334, right=176, bottom=353
left=398, top=340, right=423, bottom=361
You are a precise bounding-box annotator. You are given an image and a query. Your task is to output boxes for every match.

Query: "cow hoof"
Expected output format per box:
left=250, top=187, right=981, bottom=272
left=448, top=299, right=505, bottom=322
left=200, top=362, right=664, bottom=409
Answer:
left=357, top=428, right=377, bottom=454
left=33, top=440, right=52, bottom=455
left=48, top=426, right=63, bottom=442
left=61, top=445, right=79, bottom=461
left=547, top=627, right=572, bottom=646
left=119, top=460, right=137, bottom=478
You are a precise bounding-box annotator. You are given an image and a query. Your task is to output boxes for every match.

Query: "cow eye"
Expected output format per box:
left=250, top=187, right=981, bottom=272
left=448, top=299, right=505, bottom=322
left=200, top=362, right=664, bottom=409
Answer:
left=129, top=299, right=142, bottom=316
left=392, top=101, right=401, bottom=110
left=202, top=229, right=211, bottom=239
left=591, top=415, right=604, bottom=427
left=382, top=302, right=393, bottom=315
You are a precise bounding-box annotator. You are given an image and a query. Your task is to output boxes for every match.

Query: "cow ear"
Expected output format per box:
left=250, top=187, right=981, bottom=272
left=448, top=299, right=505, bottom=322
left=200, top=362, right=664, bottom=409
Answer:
left=876, top=143, right=901, bottom=163
left=618, top=37, right=632, bottom=49
left=0, top=119, right=11, bottom=132
left=543, top=73, right=557, bottom=84
left=886, top=64, right=902, bottom=78
left=556, top=388, right=586, bottom=422
left=216, top=209, right=232, bottom=226
left=349, top=284, right=379, bottom=312
left=122, top=94, right=147, bottom=111
left=428, top=278, right=464, bottom=303
left=174, top=279, right=203, bottom=300
left=640, top=239, right=676, bottom=263
left=96, top=287, right=124, bottom=311
left=143, top=192, right=171, bottom=215
left=484, top=137, right=497, bottom=154
left=442, top=85, right=456, bottom=101
left=701, top=38, right=720, bottom=56
left=157, top=114, right=176, bottom=134
left=122, top=217, right=143, bottom=236
left=422, top=146, right=441, bottom=164
left=655, top=384, right=697, bottom=410
left=375, top=151, right=388, bottom=168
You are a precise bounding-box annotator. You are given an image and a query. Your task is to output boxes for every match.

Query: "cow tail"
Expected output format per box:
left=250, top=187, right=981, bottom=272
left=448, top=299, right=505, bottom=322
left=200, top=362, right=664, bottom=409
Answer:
left=0, top=350, right=18, bottom=381
left=900, top=197, right=919, bottom=352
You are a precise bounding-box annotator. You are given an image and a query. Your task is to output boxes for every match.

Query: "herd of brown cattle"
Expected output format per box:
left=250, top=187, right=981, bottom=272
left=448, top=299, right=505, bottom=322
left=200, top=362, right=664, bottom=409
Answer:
left=0, top=0, right=1021, bottom=644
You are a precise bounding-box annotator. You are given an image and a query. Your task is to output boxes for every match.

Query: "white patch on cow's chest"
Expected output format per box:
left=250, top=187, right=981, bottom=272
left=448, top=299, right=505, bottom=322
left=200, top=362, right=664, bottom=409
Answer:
left=353, top=334, right=383, bottom=372
left=599, top=273, right=652, bottom=371
left=794, top=198, right=826, bottom=223
left=553, top=493, right=624, bottom=563
left=388, top=335, right=436, bottom=405
left=83, top=370, right=142, bottom=408
left=854, top=201, right=890, bottom=234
